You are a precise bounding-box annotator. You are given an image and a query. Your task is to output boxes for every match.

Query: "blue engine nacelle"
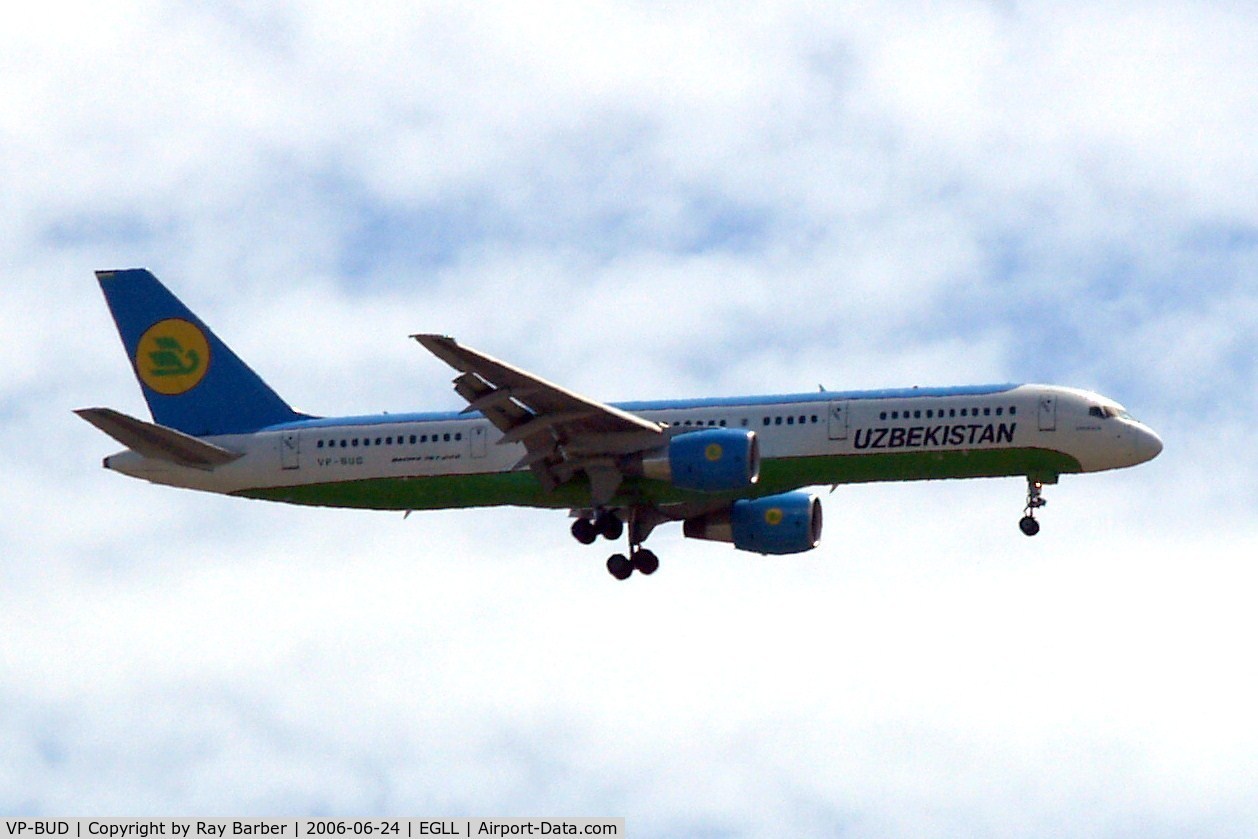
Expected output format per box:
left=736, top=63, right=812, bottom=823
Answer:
left=644, top=428, right=760, bottom=492
left=683, top=491, right=823, bottom=555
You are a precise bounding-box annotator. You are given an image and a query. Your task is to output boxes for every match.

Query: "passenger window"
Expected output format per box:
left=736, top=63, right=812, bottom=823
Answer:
left=811, top=415, right=818, bottom=423
left=444, top=433, right=451, bottom=442
left=960, top=408, right=967, bottom=417
left=410, top=435, right=417, bottom=444
left=787, top=416, right=794, bottom=425
left=456, top=433, right=463, bottom=441
left=983, top=407, right=991, bottom=416
left=880, top=411, right=887, bottom=420
left=317, top=440, right=324, bottom=449
left=995, top=407, right=1003, bottom=416
left=763, top=417, right=770, bottom=426
left=421, top=435, right=427, bottom=443
left=775, top=417, right=782, bottom=425
left=1010, top=406, right=1017, bottom=415
left=949, top=409, right=956, bottom=417
left=892, top=411, right=899, bottom=419
left=926, top=410, right=933, bottom=419
left=352, top=439, right=358, bottom=447
left=340, top=440, right=347, bottom=448
left=914, top=410, right=921, bottom=419
left=375, top=437, right=382, bottom=446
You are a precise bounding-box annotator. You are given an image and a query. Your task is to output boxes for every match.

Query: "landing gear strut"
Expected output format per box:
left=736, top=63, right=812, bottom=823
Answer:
left=1019, top=478, right=1046, bottom=536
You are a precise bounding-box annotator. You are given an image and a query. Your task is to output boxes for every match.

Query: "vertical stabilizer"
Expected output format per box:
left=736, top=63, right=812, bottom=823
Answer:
left=95, top=268, right=308, bottom=436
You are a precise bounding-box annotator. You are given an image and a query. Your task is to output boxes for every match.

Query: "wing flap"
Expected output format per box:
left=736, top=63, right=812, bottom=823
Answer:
left=414, top=335, right=661, bottom=437
left=413, top=334, right=664, bottom=503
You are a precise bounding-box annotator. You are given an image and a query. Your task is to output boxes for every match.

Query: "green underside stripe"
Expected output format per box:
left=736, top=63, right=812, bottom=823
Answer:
left=235, top=448, right=1082, bottom=511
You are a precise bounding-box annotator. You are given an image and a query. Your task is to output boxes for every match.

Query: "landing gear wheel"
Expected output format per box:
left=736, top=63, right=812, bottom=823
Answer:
left=595, top=511, right=624, bottom=541
left=1019, top=478, right=1047, bottom=537
left=571, top=518, right=598, bottom=545
left=631, top=549, right=659, bottom=575
left=606, top=553, right=633, bottom=580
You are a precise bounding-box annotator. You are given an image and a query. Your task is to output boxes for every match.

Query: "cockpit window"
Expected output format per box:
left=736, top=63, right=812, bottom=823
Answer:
left=1091, top=404, right=1135, bottom=420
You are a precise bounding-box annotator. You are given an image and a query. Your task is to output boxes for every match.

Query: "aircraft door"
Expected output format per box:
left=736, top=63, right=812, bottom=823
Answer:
left=1038, top=395, right=1057, bottom=431
left=470, top=423, right=487, bottom=459
left=280, top=431, right=300, bottom=469
left=827, top=401, right=849, bottom=441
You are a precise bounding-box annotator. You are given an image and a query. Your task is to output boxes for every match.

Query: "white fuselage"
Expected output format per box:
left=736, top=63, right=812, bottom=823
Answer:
left=104, top=384, right=1163, bottom=509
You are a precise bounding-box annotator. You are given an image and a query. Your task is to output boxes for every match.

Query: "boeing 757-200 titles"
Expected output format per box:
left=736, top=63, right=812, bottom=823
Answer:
left=78, top=269, right=1163, bottom=579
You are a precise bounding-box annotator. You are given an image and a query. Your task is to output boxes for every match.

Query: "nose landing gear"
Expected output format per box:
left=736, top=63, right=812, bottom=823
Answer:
left=1019, top=478, right=1046, bottom=536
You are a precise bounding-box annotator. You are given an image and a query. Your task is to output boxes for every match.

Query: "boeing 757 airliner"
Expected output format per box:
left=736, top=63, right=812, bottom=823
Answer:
left=79, top=269, right=1163, bottom=579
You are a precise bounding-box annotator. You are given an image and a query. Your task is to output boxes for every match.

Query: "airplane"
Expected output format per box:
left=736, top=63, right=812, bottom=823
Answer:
left=78, top=269, right=1163, bottom=580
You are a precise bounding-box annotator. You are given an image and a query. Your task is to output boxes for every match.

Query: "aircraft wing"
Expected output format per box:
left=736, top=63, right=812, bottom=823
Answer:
left=413, top=334, right=664, bottom=501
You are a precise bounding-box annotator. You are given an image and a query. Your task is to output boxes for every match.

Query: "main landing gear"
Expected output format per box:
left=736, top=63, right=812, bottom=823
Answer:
left=606, top=547, right=659, bottom=580
left=571, top=509, right=660, bottom=580
left=1019, top=478, right=1046, bottom=536
left=570, top=510, right=622, bottom=544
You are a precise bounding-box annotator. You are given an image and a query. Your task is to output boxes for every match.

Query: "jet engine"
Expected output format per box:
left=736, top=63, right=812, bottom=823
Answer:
left=683, top=491, right=823, bottom=555
left=641, top=428, right=760, bottom=492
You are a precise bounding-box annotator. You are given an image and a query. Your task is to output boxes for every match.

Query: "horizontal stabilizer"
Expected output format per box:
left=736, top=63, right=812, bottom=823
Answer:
left=75, top=407, right=243, bottom=470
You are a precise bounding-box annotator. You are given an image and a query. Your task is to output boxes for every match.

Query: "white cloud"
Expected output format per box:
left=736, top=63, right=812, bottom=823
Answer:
left=3, top=1, right=1257, bottom=834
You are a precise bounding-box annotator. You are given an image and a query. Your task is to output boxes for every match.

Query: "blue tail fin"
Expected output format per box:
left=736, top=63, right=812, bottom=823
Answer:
left=96, top=269, right=310, bottom=436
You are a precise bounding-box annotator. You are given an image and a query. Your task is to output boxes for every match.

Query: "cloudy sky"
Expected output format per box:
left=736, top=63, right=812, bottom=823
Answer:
left=3, top=1, right=1257, bottom=835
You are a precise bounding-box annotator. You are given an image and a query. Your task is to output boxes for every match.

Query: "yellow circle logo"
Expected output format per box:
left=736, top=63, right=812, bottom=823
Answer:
left=135, top=318, right=210, bottom=395
left=764, top=508, right=784, bottom=526
left=705, top=443, right=723, bottom=462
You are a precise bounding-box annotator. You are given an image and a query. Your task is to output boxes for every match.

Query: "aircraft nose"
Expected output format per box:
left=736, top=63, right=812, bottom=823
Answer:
left=1131, top=425, right=1163, bottom=464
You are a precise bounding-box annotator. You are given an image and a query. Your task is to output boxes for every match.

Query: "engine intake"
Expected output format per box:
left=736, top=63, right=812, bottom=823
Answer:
left=684, top=491, right=823, bottom=555
left=642, top=428, right=760, bottom=493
